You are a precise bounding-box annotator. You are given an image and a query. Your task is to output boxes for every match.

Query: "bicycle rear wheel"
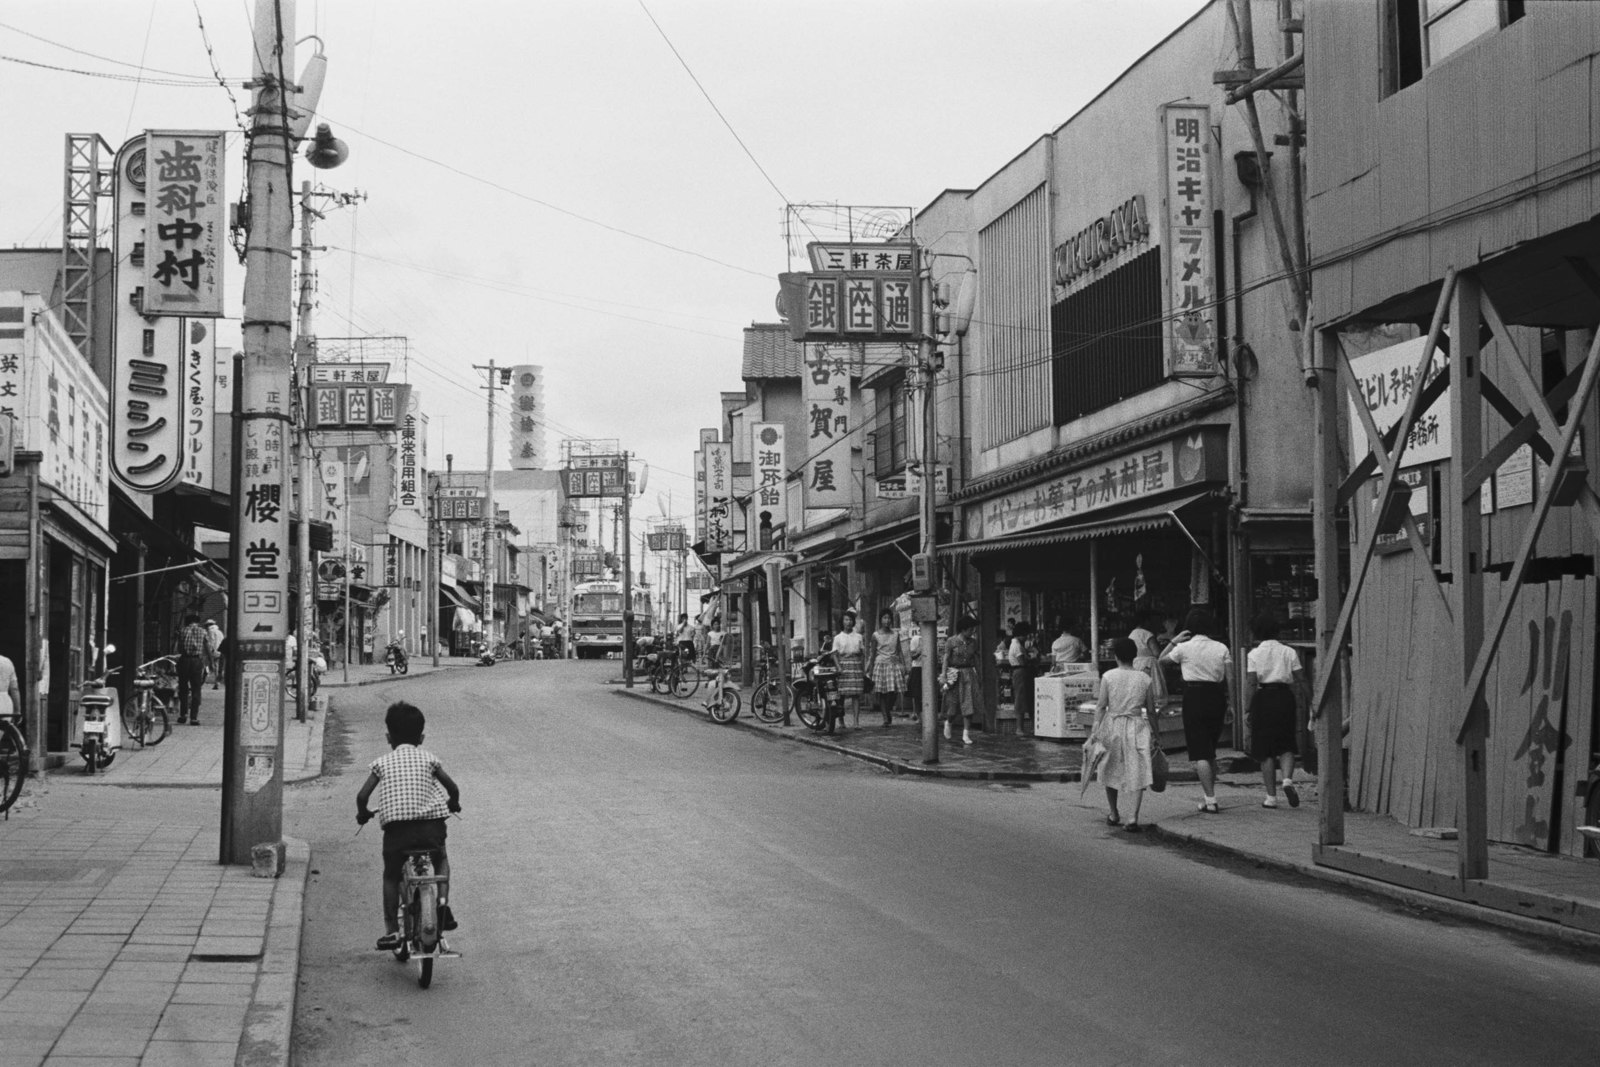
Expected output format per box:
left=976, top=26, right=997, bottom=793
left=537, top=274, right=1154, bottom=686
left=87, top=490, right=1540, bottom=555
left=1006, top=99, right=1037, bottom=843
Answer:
left=751, top=681, right=791, bottom=724
left=144, top=696, right=170, bottom=746
left=122, top=696, right=148, bottom=746
left=671, top=663, right=700, bottom=699
left=0, top=721, right=26, bottom=814
left=792, top=690, right=825, bottom=731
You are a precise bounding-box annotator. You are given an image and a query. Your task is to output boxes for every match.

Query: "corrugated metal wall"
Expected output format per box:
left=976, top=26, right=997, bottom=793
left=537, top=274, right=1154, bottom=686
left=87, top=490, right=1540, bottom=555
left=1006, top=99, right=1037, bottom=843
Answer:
left=978, top=185, right=1051, bottom=449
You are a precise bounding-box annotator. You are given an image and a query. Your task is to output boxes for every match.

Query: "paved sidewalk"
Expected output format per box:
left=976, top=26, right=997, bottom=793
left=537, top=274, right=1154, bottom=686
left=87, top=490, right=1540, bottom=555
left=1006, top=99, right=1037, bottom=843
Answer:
left=619, top=683, right=1600, bottom=947
left=0, top=660, right=464, bottom=1066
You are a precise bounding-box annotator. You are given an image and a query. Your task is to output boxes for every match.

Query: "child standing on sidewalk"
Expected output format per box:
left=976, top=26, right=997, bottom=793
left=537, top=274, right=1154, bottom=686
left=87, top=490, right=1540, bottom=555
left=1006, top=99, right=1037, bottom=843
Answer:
left=356, top=701, right=462, bottom=949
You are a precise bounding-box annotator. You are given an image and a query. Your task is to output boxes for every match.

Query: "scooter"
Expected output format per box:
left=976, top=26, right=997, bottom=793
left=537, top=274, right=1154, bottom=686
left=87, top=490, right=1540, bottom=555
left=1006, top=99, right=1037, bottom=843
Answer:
left=76, top=645, right=122, bottom=774
left=385, top=641, right=409, bottom=675
left=476, top=644, right=496, bottom=667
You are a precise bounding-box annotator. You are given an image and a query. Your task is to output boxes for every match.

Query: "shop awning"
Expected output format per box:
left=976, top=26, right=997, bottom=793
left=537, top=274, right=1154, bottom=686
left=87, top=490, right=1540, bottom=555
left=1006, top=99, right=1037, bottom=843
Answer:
left=440, top=584, right=480, bottom=613
left=721, top=551, right=796, bottom=582
left=940, top=488, right=1223, bottom=559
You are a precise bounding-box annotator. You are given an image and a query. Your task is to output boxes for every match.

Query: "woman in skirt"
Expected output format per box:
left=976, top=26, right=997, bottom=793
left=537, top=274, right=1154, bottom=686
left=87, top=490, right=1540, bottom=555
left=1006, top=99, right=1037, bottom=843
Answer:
left=867, top=610, right=907, bottom=726
left=1246, top=612, right=1306, bottom=808
left=831, top=610, right=866, bottom=731
left=1091, top=637, right=1158, bottom=831
left=1160, top=608, right=1231, bottom=813
left=941, top=615, right=983, bottom=746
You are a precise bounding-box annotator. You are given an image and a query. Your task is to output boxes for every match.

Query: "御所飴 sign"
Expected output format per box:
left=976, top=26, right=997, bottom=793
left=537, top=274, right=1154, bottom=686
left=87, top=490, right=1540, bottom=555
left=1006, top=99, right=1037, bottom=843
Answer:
left=142, top=131, right=226, bottom=318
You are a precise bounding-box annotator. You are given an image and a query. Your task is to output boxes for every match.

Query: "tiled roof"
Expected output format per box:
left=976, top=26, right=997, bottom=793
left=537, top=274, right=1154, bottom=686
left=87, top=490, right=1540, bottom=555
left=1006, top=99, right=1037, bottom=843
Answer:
left=741, top=323, right=804, bottom=380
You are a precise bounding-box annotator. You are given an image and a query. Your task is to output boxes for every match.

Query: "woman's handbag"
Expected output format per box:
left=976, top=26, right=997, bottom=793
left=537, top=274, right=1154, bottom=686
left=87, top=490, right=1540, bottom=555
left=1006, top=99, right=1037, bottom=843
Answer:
left=1149, top=746, right=1170, bottom=793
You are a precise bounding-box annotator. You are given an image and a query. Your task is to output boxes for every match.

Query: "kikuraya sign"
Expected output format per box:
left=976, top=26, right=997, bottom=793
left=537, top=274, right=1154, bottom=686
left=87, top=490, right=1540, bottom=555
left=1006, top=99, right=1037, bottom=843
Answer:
left=181, top=320, right=216, bottom=489
left=1160, top=103, right=1219, bottom=377
left=1053, top=196, right=1150, bottom=287
left=142, top=131, right=225, bottom=318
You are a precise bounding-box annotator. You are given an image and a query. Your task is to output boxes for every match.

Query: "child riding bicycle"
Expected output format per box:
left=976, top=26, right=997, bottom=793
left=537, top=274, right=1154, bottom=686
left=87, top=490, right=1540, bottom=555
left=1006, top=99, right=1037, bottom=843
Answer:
left=356, top=701, right=462, bottom=950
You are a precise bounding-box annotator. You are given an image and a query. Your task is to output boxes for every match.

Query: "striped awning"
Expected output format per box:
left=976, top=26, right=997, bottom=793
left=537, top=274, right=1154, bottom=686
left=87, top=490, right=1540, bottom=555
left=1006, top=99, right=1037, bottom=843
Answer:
left=940, top=488, right=1222, bottom=559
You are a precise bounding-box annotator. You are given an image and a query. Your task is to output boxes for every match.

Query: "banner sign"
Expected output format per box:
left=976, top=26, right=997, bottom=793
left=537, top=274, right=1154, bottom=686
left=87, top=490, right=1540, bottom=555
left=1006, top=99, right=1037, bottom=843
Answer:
left=398, top=393, right=421, bottom=513
left=307, top=383, right=409, bottom=431
left=509, top=364, right=545, bottom=469
left=875, top=466, right=950, bottom=500
left=0, top=295, right=111, bottom=530
left=1345, top=334, right=1451, bottom=469
left=181, top=320, right=216, bottom=489
left=142, top=130, right=225, bottom=318
left=694, top=449, right=706, bottom=545
left=572, top=552, right=603, bottom=577
left=562, top=459, right=625, bottom=498
left=705, top=441, right=732, bottom=552
left=239, top=415, right=289, bottom=639
left=807, top=241, right=914, bottom=273
left=308, top=362, right=389, bottom=384
left=111, top=134, right=185, bottom=493
left=751, top=421, right=787, bottom=521
left=972, top=428, right=1224, bottom=540
left=1160, top=104, right=1219, bottom=377
left=777, top=272, right=916, bottom=344
left=802, top=347, right=852, bottom=512
left=647, top=530, right=687, bottom=552
left=438, top=486, right=485, bottom=521
left=382, top=541, right=400, bottom=587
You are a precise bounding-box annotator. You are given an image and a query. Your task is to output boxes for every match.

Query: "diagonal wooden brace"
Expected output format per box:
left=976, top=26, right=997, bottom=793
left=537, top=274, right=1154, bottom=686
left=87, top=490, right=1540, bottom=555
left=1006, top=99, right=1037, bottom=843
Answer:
left=1457, top=325, right=1600, bottom=742
left=1310, top=269, right=1458, bottom=721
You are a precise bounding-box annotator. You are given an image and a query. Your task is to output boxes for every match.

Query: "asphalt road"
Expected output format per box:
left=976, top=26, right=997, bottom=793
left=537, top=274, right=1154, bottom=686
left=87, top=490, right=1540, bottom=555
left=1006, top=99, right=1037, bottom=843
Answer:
left=287, top=661, right=1600, bottom=1066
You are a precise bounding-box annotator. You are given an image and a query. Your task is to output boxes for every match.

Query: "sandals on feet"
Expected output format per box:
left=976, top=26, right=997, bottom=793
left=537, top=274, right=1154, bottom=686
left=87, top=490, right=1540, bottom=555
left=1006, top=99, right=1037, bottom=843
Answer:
left=1106, top=814, right=1122, bottom=826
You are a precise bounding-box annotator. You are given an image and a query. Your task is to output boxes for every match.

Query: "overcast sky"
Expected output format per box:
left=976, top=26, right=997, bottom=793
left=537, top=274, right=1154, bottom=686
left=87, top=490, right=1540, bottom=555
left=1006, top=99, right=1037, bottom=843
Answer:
left=1, top=0, right=1209, bottom=524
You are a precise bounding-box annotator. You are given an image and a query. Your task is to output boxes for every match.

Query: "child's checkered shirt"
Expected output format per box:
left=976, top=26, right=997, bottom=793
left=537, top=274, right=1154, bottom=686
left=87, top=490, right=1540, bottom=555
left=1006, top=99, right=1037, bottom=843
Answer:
left=369, top=744, right=450, bottom=825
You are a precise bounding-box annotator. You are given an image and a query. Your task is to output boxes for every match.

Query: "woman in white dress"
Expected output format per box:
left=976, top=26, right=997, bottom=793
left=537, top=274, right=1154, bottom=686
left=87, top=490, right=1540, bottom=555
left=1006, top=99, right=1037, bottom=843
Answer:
left=1092, top=636, right=1158, bottom=831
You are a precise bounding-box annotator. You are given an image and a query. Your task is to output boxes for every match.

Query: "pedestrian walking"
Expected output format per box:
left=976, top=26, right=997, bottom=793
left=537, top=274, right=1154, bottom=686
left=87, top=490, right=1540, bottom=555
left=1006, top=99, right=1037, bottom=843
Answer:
left=1160, top=608, right=1231, bottom=813
left=1245, top=612, right=1306, bottom=809
left=174, top=613, right=208, bottom=725
left=1128, top=610, right=1167, bottom=701
left=1090, top=637, right=1159, bottom=831
left=204, top=619, right=225, bottom=688
left=941, top=615, right=983, bottom=746
left=867, top=610, right=907, bottom=726
left=831, top=610, right=866, bottom=730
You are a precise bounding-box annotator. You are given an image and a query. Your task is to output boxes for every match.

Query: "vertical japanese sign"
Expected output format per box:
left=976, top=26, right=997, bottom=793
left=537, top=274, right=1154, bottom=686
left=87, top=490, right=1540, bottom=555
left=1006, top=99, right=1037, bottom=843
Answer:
left=240, top=415, right=288, bottom=640
left=750, top=422, right=787, bottom=524
left=1160, top=104, right=1219, bottom=377
left=705, top=441, right=732, bottom=553
left=111, top=135, right=187, bottom=493
left=142, top=131, right=224, bottom=318
left=399, top=395, right=420, bottom=515
left=802, top=346, right=852, bottom=512
left=182, top=320, right=216, bottom=488
left=693, top=449, right=706, bottom=545
left=509, top=364, right=545, bottom=470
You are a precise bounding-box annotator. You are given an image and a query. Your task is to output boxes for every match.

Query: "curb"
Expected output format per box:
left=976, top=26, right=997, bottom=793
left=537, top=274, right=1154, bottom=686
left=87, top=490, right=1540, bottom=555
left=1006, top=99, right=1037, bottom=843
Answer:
left=237, top=835, right=310, bottom=1067
left=1144, top=822, right=1600, bottom=950
left=321, top=663, right=472, bottom=691
left=614, top=687, right=1211, bottom=784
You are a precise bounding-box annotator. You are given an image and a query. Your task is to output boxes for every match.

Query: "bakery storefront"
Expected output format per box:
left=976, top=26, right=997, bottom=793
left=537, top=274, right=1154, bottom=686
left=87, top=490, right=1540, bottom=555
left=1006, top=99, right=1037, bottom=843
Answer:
left=948, top=425, right=1231, bottom=742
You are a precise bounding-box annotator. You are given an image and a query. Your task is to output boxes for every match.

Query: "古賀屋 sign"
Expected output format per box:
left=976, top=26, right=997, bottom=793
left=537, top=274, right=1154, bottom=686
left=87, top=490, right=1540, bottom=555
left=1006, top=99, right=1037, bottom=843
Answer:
left=1160, top=104, right=1219, bottom=377
left=802, top=346, right=854, bottom=512
left=973, top=429, right=1224, bottom=540
left=142, top=131, right=225, bottom=318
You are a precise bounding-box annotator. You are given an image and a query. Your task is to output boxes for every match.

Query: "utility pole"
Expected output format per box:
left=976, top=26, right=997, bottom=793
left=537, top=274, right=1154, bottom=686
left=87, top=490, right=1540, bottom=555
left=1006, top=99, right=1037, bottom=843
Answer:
left=622, top=452, right=635, bottom=688
left=293, top=181, right=316, bottom=722
left=223, top=0, right=297, bottom=864
left=475, top=361, right=502, bottom=650
left=917, top=247, right=940, bottom=765
left=429, top=473, right=441, bottom=667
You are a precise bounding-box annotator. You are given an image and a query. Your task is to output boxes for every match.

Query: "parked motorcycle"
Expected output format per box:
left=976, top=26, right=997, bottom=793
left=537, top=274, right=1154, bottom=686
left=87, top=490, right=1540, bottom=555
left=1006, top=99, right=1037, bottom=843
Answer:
left=476, top=643, right=496, bottom=667
left=385, top=640, right=409, bottom=675
left=76, top=645, right=122, bottom=773
left=790, top=654, right=841, bottom=733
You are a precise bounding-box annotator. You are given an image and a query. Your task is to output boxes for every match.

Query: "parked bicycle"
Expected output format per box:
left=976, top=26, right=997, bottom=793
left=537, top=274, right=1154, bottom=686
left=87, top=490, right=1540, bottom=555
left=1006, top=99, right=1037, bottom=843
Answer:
left=122, top=655, right=175, bottom=748
left=748, top=644, right=791, bottom=725
left=647, top=648, right=699, bottom=698
left=789, top=654, right=840, bottom=733
left=0, top=689, right=28, bottom=816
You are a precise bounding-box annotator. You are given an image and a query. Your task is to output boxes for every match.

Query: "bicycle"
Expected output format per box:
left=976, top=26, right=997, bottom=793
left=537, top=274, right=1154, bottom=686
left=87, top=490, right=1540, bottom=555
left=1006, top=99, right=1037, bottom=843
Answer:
left=0, top=702, right=28, bottom=817
left=700, top=663, right=741, bottom=723
left=789, top=655, right=840, bottom=733
left=122, top=656, right=174, bottom=748
left=648, top=649, right=699, bottom=698
left=387, top=848, right=459, bottom=988
left=748, top=646, right=791, bottom=725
